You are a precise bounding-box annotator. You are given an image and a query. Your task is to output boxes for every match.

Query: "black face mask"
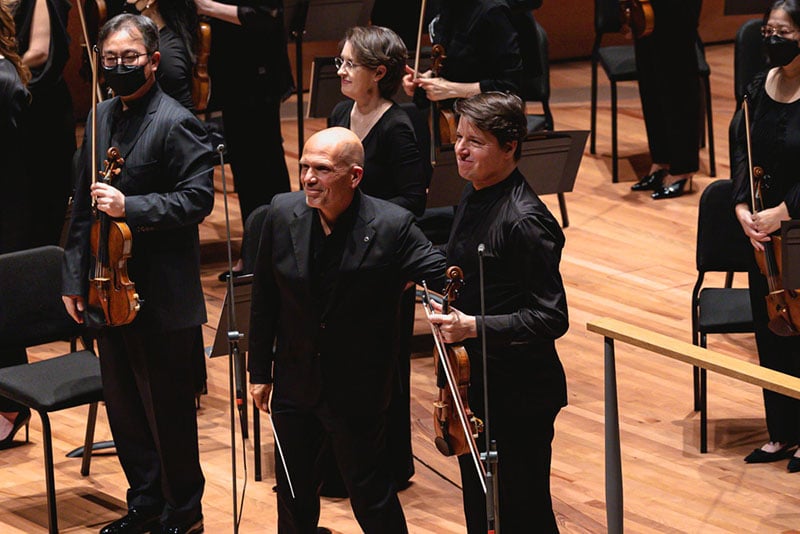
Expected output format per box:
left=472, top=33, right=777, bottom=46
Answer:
left=765, top=35, right=800, bottom=67
left=103, top=64, right=148, bottom=97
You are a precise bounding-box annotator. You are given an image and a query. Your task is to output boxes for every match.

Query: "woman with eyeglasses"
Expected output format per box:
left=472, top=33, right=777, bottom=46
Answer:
left=329, top=25, right=427, bottom=217
left=733, top=0, right=800, bottom=472
left=320, top=24, right=427, bottom=503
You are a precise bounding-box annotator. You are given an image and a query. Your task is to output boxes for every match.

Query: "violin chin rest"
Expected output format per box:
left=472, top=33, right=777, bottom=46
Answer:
left=435, top=436, right=456, bottom=457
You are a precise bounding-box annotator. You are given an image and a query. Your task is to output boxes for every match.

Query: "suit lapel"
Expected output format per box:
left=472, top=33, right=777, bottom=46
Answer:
left=290, top=200, right=313, bottom=280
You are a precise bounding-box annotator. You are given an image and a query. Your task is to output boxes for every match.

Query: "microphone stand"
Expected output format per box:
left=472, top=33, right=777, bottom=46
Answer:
left=218, top=145, right=246, bottom=533
left=478, top=243, right=500, bottom=533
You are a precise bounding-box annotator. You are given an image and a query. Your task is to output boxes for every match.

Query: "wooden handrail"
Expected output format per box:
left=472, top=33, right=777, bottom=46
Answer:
left=587, top=316, right=800, bottom=399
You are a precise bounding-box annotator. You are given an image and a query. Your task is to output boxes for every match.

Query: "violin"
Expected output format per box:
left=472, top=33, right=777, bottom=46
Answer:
left=429, top=44, right=458, bottom=149
left=422, top=267, right=484, bottom=458
left=412, top=0, right=457, bottom=153
left=743, top=96, right=800, bottom=336
left=192, top=18, right=212, bottom=112
left=619, top=0, right=654, bottom=39
left=87, top=147, right=141, bottom=327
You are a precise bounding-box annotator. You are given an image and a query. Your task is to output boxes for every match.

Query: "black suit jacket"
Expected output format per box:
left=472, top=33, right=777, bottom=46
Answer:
left=248, top=191, right=446, bottom=416
left=62, top=85, right=215, bottom=332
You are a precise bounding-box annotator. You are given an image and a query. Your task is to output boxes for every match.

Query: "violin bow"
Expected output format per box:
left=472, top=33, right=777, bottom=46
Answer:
left=742, top=95, right=757, bottom=213
left=413, top=0, right=427, bottom=79
left=421, top=281, right=487, bottom=492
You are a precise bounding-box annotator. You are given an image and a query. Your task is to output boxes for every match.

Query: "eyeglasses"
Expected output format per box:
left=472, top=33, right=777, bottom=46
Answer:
left=100, top=52, right=149, bottom=68
left=761, top=25, right=799, bottom=38
left=334, top=56, right=365, bottom=71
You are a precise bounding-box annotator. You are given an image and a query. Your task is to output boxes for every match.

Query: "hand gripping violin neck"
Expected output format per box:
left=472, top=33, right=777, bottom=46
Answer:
left=87, top=147, right=141, bottom=327
left=422, top=266, right=487, bottom=492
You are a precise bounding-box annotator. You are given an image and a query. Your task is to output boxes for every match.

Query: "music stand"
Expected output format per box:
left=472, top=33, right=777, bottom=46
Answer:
left=285, top=0, right=374, bottom=181
left=724, top=0, right=771, bottom=15
left=210, top=273, right=265, bottom=480
left=426, top=130, right=589, bottom=227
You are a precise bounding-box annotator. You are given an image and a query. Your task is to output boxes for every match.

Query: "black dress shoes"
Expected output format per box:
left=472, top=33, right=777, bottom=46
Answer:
left=788, top=456, right=800, bottom=473
left=150, top=517, right=203, bottom=534
left=744, top=445, right=796, bottom=463
left=651, top=178, right=691, bottom=200
left=99, top=507, right=161, bottom=534
left=631, top=169, right=666, bottom=191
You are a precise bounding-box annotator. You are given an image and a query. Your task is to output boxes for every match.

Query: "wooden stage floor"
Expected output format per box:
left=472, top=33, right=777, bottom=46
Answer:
left=4, top=41, right=799, bottom=532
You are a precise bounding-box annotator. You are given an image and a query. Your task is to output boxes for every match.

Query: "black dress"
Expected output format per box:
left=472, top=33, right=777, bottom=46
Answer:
left=14, top=0, right=76, bottom=249
left=0, top=59, right=32, bottom=413
left=732, top=71, right=800, bottom=446
left=207, top=0, right=294, bottom=226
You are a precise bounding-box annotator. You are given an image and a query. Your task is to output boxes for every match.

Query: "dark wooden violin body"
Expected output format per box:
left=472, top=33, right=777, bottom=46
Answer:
left=752, top=166, right=800, bottom=336
left=192, top=19, right=212, bottom=112
left=429, top=44, right=458, bottom=149
left=620, top=0, right=654, bottom=39
left=429, top=266, right=484, bottom=457
left=88, top=147, right=141, bottom=327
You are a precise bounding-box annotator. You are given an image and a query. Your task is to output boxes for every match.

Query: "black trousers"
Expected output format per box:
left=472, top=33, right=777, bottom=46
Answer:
left=272, top=400, right=408, bottom=534
left=98, top=324, right=205, bottom=526
left=748, top=268, right=800, bottom=445
left=459, top=394, right=561, bottom=533
left=221, top=95, right=291, bottom=227
left=634, top=0, right=702, bottom=176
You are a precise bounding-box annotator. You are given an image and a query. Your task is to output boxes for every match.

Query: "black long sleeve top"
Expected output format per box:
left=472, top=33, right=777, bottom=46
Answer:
left=329, top=100, right=428, bottom=216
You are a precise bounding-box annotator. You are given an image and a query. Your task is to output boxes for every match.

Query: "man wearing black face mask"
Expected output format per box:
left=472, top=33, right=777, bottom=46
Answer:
left=61, top=13, right=214, bottom=534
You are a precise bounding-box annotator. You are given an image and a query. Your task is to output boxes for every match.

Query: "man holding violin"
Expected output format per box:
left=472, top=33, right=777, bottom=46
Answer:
left=427, top=92, right=568, bottom=533
left=61, top=14, right=214, bottom=534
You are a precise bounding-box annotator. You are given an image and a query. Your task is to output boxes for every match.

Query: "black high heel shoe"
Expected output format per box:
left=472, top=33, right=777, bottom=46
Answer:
left=651, top=177, right=691, bottom=200
left=0, top=407, right=31, bottom=450
left=631, top=169, right=666, bottom=191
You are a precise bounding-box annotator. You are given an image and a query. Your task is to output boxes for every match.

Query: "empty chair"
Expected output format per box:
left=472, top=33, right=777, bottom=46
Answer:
left=691, top=179, right=755, bottom=453
left=0, top=245, right=103, bottom=533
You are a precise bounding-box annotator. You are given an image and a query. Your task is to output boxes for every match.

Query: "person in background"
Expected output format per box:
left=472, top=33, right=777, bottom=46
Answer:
left=125, top=0, right=198, bottom=111
left=629, top=0, right=703, bottom=199
left=195, top=0, right=294, bottom=281
left=734, top=0, right=800, bottom=473
left=61, top=14, right=213, bottom=534
left=427, top=92, right=568, bottom=532
left=125, top=0, right=209, bottom=407
left=0, top=0, right=32, bottom=451
left=321, top=24, right=427, bottom=498
left=248, top=127, right=446, bottom=534
left=11, top=0, right=75, bottom=248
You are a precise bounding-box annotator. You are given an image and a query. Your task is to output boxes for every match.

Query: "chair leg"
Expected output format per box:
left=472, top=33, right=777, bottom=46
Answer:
left=700, top=368, right=708, bottom=453
left=40, top=412, right=59, bottom=534
left=557, top=192, right=569, bottom=228
left=693, top=365, right=701, bottom=411
left=590, top=60, right=598, bottom=155
left=611, top=81, right=619, bottom=183
left=704, top=75, right=716, bottom=177
left=80, top=402, right=98, bottom=476
left=253, top=399, right=262, bottom=482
